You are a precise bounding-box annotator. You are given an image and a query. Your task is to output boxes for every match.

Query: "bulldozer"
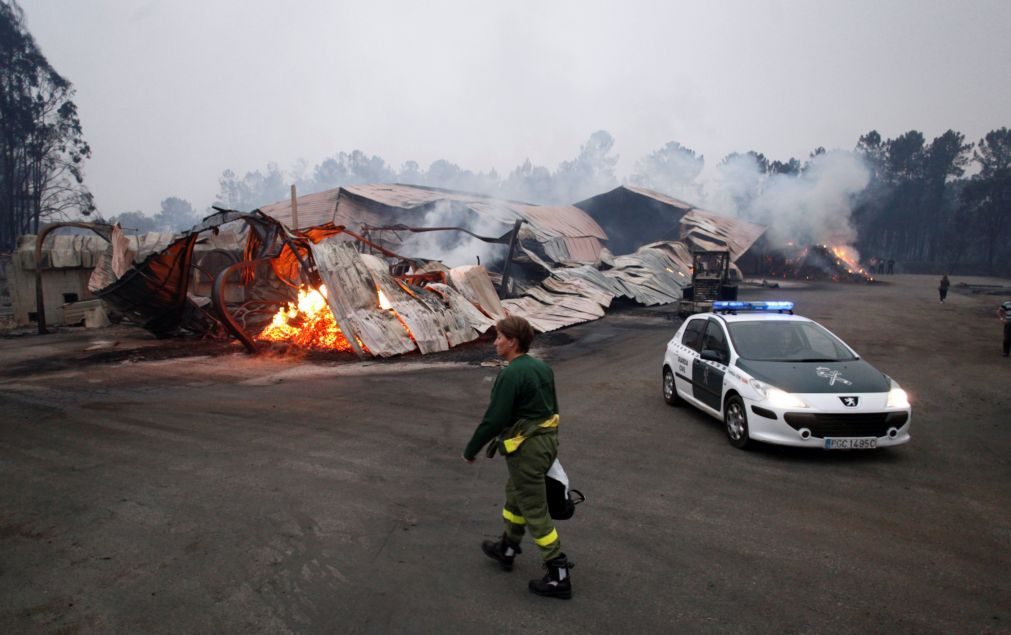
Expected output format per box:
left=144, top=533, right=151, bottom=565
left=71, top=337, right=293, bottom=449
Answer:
left=677, top=250, right=739, bottom=317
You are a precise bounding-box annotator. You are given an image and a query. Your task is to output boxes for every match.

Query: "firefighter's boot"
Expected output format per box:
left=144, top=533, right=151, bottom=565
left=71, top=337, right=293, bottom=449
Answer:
left=482, top=534, right=522, bottom=571
left=528, top=553, right=574, bottom=599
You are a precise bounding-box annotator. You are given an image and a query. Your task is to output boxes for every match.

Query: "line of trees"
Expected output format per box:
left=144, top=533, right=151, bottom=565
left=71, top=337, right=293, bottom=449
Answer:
left=853, top=128, right=1011, bottom=273
left=212, top=130, right=621, bottom=214
left=0, top=0, right=92, bottom=252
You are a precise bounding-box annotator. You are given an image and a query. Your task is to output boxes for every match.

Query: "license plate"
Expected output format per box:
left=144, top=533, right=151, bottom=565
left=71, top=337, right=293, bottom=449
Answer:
left=825, top=437, right=877, bottom=450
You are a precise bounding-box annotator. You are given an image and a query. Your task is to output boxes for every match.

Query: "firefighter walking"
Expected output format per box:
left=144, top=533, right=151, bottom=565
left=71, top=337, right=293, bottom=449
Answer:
left=463, top=316, right=574, bottom=599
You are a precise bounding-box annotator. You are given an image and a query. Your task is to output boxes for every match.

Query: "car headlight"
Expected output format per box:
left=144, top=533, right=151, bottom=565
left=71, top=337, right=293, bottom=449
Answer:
left=886, top=379, right=910, bottom=408
left=749, top=378, right=808, bottom=409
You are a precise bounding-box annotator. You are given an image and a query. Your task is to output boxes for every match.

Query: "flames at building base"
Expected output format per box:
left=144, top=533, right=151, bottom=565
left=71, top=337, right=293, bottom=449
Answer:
left=257, top=285, right=356, bottom=352
left=759, top=244, right=874, bottom=283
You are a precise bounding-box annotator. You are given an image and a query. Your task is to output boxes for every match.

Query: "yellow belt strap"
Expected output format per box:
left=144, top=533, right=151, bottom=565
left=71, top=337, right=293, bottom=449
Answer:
left=503, top=414, right=560, bottom=454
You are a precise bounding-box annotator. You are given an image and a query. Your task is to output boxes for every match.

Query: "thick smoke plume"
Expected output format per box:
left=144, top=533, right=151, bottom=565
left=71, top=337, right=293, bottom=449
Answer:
left=705, top=150, right=871, bottom=250
left=743, top=152, right=869, bottom=247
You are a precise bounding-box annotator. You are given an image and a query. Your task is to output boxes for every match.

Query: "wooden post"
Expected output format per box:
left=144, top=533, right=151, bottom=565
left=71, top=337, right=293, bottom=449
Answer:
left=290, top=184, right=299, bottom=229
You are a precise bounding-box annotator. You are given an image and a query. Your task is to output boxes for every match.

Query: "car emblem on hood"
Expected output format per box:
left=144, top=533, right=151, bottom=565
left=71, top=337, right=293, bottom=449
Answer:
left=840, top=396, right=859, bottom=407
left=816, top=367, right=853, bottom=386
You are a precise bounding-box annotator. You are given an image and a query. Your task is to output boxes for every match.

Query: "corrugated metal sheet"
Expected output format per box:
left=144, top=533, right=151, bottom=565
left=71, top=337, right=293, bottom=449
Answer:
left=426, top=282, right=496, bottom=334
left=448, top=265, right=506, bottom=320
left=604, top=241, right=694, bottom=305
left=342, top=183, right=466, bottom=210
left=680, top=210, right=766, bottom=261
left=621, top=185, right=695, bottom=212
left=310, top=239, right=486, bottom=357
left=513, top=204, right=607, bottom=240
left=262, top=184, right=606, bottom=265
left=501, top=294, right=607, bottom=332
left=258, top=189, right=339, bottom=229
left=310, top=239, right=416, bottom=357
left=501, top=239, right=695, bottom=323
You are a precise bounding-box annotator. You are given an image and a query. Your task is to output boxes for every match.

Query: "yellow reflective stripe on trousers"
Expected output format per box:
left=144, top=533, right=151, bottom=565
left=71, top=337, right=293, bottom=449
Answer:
left=503, top=414, right=560, bottom=454
left=502, top=508, right=526, bottom=525
left=533, top=528, right=559, bottom=547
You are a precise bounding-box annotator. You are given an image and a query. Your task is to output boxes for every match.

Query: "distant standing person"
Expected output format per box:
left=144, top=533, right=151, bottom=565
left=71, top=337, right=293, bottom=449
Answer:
left=463, top=316, right=575, bottom=599
left=999, top=301, right=1011, bottom=357
left=887, top=258, right=895, bottom=274
left=938, top=274, right=950, bottom=303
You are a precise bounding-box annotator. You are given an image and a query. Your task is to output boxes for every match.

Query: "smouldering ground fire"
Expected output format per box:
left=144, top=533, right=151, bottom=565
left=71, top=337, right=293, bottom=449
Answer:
left=760, top=243, right=875, bottom=282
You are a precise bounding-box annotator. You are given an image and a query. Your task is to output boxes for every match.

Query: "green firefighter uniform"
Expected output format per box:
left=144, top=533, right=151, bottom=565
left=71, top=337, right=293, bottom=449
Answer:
left=464, top=354, right=562, bottom=560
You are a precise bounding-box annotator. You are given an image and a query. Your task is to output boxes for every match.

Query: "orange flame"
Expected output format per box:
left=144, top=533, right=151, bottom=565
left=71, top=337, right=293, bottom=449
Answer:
left=827, top=244, right=872, bottom=279
left=255, top=283, right=418, bottom=353
left=376, top=285, right=416, bottom=342
left=257, top=285, right=356, bottom=352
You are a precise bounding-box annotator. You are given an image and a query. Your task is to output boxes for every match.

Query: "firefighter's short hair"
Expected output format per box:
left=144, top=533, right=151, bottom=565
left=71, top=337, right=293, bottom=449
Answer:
left=496, top=316, right=535, bottom=353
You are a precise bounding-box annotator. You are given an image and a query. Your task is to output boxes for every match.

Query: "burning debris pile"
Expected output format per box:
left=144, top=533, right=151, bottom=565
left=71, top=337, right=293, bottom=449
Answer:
left=258, top=285, right=357, bottom=352
left=75, top=210, right=506, bottom=357
left=758, top=244, right=874, bottom=283
left=26, top=183, right=773, bottom=357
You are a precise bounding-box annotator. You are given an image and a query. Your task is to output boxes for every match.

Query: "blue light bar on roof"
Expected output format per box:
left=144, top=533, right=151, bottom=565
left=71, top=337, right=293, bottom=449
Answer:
left=713, top=300, right=794, bottom=313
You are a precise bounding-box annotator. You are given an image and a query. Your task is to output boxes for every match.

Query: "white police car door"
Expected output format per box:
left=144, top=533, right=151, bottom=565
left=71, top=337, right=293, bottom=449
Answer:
left=692, top=319, right=730, bottom=412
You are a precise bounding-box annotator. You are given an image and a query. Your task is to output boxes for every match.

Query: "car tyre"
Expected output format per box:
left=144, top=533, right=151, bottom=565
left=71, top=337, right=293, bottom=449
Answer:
left=724, top=394, right=751, bottom=449
left=663, top=366, right=683, bottom=406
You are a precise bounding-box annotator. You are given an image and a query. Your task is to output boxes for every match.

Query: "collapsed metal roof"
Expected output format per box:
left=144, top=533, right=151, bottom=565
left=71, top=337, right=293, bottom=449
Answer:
left=28, top=183, right=768, bottom=356
left=679, top=210, right=766, bottom=261
left=259, top=183, right=608, bottom=266
left=574, top=185, right=718, bottom=256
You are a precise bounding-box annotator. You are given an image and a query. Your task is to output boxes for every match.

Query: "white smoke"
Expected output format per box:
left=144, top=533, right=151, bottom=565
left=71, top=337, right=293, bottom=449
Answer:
left=395, top=200, right=515, bottom=268
left=706, top=153, right=765, bottom=222
left=752, top=151, right=870, bottom=248
left=703, top=150, right=871, bottom=250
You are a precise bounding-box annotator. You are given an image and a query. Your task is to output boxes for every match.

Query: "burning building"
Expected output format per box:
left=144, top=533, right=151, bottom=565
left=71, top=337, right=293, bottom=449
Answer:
left=25, top=183, right=770, bottom=356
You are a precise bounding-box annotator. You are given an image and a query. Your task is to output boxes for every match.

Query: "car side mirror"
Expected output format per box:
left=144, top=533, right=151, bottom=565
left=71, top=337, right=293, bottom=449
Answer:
left=700, top=349, right=726, bottom=364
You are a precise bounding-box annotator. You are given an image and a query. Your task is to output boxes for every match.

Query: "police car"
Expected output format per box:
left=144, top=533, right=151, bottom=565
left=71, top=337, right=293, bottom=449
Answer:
left=661, top=301, right=911, bottom=450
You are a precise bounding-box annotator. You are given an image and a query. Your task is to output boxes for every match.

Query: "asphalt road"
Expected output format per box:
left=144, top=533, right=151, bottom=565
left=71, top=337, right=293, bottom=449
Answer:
left=1, top=274, right=1008, bottom=633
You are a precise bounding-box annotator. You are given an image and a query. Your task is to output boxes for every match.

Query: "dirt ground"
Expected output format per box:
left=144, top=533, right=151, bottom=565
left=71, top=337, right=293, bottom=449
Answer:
left=1, top=274, right=1008, bottom=633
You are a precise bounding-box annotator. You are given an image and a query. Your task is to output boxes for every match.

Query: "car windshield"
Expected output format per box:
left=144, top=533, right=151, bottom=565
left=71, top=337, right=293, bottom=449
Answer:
left=727, top=320, right=858, bottom=362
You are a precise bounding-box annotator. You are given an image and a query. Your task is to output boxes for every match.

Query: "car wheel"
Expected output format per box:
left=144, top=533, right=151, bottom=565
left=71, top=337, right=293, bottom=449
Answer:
left=663, top=366, right=682, bottom=406
left=724, top=395, right=751, bottom=449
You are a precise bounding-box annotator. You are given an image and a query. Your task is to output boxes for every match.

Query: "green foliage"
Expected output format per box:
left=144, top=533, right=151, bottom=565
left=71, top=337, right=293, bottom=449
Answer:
left=959, top=128, right=1011, bottom=272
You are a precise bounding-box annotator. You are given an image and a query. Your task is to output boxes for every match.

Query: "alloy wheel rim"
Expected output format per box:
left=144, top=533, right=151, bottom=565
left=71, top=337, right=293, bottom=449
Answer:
left=727, top=403, right=744, bottom=440
left=664, top=371, right=673, bottom=399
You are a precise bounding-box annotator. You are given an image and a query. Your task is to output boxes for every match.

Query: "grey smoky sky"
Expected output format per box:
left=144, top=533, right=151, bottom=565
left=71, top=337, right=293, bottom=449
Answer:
left=18, top=0, right=1011, bottom=216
